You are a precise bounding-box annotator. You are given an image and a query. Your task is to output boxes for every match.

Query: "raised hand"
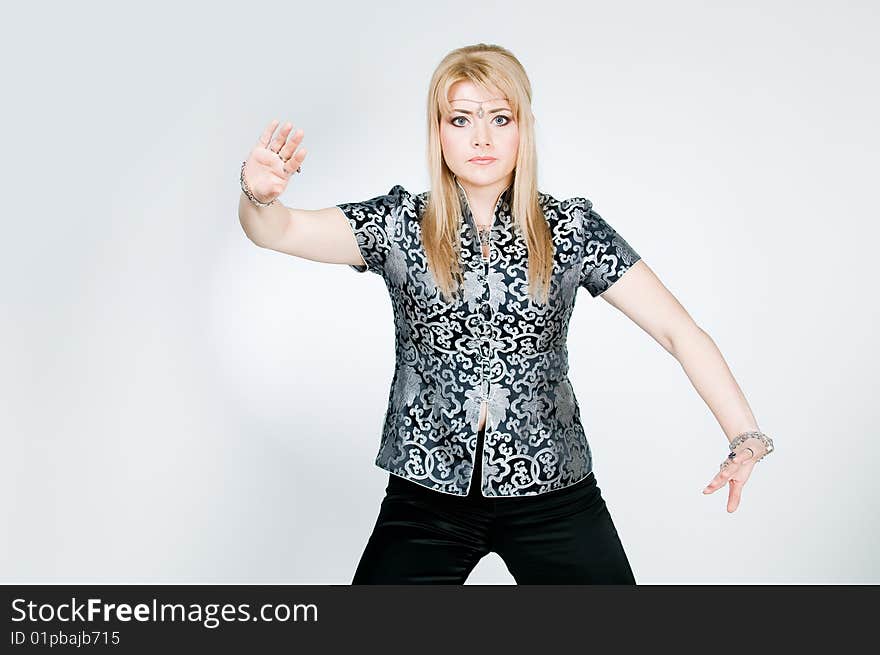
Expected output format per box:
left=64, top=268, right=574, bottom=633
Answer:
left=242, top=119, right=308, bottom=205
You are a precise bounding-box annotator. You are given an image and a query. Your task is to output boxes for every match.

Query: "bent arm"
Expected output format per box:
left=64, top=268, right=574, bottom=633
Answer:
left=598, top=260, right=761, bottom=443
left=238, top=190, right=291, bottom=248
left=238, top=193, right=366, bottom=269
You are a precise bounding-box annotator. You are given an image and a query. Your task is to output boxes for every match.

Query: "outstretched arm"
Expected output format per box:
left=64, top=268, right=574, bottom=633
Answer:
left=597, top=259, right=768, bottom=513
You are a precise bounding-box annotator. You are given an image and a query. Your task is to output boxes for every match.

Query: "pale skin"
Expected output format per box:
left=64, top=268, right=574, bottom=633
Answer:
left=239, top=83, right=768, bottom=514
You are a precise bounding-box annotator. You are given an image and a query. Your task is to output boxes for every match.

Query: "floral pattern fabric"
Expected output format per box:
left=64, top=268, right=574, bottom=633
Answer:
left=336, top=181, right=641, bottom=496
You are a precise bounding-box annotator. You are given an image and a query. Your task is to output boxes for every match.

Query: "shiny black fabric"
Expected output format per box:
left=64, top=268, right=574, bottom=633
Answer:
left=352, top=425, right=636, bottom=585
left=336, top=183, right=642, bottom=497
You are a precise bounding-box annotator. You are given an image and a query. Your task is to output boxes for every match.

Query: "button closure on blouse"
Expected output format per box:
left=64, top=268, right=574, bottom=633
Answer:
left=454, top=178, right=510, bottom=457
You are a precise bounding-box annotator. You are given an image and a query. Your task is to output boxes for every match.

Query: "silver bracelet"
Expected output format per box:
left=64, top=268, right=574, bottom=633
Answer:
left=729, top=430, right=774, bottom=463
left=240, top=160, right=276, bottom=207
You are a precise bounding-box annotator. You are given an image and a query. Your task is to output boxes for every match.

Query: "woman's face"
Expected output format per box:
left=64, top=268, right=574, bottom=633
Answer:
left=440, top=80, right=518, bottom=190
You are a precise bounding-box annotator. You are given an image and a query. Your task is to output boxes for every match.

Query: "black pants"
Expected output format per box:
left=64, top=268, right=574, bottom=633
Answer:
left=352, top=426, right=636, bottom=584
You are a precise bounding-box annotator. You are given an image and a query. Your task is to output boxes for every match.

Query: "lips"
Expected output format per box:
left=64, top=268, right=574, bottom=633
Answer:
left=469, top=157, right=497, bottom=163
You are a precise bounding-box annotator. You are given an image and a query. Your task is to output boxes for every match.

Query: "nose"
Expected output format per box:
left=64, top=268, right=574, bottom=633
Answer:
left=473, top=120, right=491, bottom=148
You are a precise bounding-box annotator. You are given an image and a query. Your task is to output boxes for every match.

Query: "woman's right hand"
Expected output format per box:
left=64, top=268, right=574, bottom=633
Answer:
left=242, top=119, right=308, bottom=205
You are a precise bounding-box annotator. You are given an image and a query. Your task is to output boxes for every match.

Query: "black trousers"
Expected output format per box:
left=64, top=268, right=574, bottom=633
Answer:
left=352, top=425, right=636, bottom=584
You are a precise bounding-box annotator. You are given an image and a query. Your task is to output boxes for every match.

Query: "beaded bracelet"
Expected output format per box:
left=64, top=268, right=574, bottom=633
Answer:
left=240, top=160, right=276, bottom=207
left=729, top=430, right=774, bottom=462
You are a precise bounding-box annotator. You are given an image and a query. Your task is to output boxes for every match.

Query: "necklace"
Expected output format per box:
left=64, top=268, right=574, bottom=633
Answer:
left=476, top=224, right=491, bottom=248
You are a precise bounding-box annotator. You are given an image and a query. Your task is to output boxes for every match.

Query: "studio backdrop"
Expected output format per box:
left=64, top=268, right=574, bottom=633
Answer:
left=1, top=0, right=877, bottom=584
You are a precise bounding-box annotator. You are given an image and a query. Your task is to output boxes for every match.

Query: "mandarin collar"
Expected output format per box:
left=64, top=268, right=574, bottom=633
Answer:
left=453, top=177, right=513, bottom=230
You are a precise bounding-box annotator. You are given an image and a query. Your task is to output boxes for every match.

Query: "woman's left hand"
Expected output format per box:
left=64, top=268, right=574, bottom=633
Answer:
left=702, top=437, right=767, bottom=513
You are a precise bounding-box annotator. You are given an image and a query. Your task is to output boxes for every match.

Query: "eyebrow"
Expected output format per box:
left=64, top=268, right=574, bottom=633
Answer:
left=449, top=107, right=512, bottom=115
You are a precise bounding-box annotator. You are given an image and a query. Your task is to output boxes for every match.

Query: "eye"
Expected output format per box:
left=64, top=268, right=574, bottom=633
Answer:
left=450, top=114, right=513, bottom=127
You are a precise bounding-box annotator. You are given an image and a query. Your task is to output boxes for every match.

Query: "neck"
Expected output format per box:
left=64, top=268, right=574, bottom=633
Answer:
left=454, top=176, right=512, bottom=226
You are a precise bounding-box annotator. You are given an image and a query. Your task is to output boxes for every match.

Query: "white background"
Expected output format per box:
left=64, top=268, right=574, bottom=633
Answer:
left=2, top=0, right=877, bottom=583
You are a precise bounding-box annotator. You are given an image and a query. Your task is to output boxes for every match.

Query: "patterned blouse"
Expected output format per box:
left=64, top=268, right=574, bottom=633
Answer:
left=336, top=179, right=641, bottom=497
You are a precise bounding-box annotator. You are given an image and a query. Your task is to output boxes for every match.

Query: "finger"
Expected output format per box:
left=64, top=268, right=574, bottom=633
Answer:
left=703, top=474, right=726, bottom=493
left=703, top=462, right=738, bottom=494
left=281, top=144, right=308, bottom=176
left=703, top=444, right=757, bottom=492
left=269, top=121, right=293, bottom=154
left=287, top=148, right=309, bottom=174
left=257, top=118, right=280, bottom=149
left=279, top=126, right=304, bottom=161
left=703, top=460, right=736, bottom=492
left=707, top=459, right=756, bottom=494
left=727, top=478, right=743, bottom=513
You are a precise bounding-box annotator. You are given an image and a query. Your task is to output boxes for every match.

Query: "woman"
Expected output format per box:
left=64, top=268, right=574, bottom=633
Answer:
left=237, top=43, right=774, bottom=584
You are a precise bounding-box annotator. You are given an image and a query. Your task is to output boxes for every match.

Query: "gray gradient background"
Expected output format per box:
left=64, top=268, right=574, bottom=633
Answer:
left=2, top=1, right=877, bottom=584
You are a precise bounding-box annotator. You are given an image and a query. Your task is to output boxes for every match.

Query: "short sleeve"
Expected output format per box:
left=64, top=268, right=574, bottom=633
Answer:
left=579, top=199, right=641, bottom=297
left=335, top=184, right=405, bottom=275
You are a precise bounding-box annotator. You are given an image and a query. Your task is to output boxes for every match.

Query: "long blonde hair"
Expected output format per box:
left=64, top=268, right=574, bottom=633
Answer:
left=422, top=43, right=553, bottom=305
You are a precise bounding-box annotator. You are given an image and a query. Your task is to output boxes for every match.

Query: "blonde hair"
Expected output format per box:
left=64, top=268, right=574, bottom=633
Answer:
left=422, top=43, right=553, bottom=304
